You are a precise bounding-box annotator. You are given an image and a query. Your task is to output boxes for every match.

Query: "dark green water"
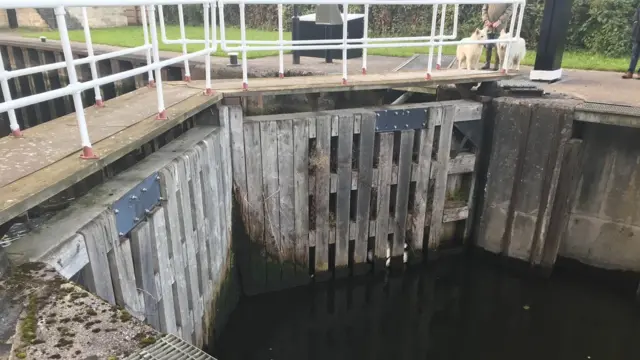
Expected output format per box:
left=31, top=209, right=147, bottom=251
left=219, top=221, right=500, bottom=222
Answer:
left=212, top=256, right=640, bottom=360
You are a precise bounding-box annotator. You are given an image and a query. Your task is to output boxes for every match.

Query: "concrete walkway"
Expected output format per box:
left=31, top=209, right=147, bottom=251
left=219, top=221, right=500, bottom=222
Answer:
left=1, top=33, right=638, bottom=107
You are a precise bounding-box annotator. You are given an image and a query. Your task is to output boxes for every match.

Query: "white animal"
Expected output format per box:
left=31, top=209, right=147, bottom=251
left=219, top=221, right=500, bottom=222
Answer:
left=456, top=28, right=488, bottom=71
left=497, top=29, right=527, bottom=71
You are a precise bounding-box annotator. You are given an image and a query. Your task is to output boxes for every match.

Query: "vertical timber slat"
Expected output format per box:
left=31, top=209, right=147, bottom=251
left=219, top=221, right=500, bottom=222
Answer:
left=79, top=211, right=116, bottom=305
left=409, top=106, right=438, bottom=263
left=260, top=121, right=282, bottom=290
left=293, top=118, right=310, bottom=284
left=150, top=207, right=179, bottom=335
left=355, top=113, right=375, bottom=275
left=130, top=219, right=160, bottom=329
left=429, top=104, right=455, bottom=252
left=335, top=114, right=354, bottom=276
left=277, top=119, right=296, bottom=286
left=243, top=122, right=267, bottom=294
left=375, top=133, right=394, bottom=267
left=392, top=130, right=414, bottom=268
left=314, top=115, right=332, bottom=280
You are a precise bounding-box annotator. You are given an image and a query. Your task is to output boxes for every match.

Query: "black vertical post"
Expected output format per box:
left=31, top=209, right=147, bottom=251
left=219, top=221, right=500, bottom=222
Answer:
left=325, top=25, right=333, bottom=63
left=530, top=0, right=573, bottom=82
left=292, top=5, right=300, bottom=65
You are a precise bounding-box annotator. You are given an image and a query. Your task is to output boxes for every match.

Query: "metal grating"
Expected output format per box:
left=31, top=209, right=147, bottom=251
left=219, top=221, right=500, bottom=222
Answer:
left=576, top=102, right=640, bottom=117
left=124, top=334, right=215, bottom=360
left=498, top=79, right=541, bottom=89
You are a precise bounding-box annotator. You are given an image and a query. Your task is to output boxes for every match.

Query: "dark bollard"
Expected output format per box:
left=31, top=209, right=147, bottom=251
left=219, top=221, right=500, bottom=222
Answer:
left=530, top=0, right=574, bottom=82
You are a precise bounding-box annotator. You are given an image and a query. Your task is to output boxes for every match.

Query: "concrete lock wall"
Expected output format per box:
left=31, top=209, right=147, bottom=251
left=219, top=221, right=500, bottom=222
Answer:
left=7, top=110, right=238, bottom=348
left=477, top=97, right=640, bottom=273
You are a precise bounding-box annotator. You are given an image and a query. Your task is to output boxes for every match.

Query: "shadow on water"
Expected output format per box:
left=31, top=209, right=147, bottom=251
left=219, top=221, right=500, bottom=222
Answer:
left=212, top=255, right=640, bottom=360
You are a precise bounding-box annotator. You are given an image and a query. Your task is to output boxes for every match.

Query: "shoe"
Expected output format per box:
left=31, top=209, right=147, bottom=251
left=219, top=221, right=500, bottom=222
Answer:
left=635, top=73, right=640, bottom=79
left=622, top=72, right=634, bottom=79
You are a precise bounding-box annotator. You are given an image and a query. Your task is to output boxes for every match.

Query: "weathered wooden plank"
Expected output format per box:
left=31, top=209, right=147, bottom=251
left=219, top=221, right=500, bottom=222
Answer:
left=227, top=105, right=247, bottom=193
left=314, top=115, right=332, bottom=280
left=375, top=133, right=394, bottom=268
left=429, top=105, right=455, bottom=252
left=392, top=130, right=414, bottom=269
left=158, top=162, right=193, bottom=341
left=354, top=113, right=375, bottom=275
left=176, top=152, right=203, bottom=344
left=409, top=106, right=438, bottom=264
left=190, top=146, right=211, bottom=313
left=130, top=220, right=160, bottom=329
left=335, top=114, right=354, bottom=277
left=201, top=138, right=222, bottom=285
left=78, top=211, right=116, bottom=305
left=242, top=121, right=267, bottom=295
left=98, top=213, right=144, bottom=320
left=260, top=121, right=282, bottom=291
left=292, top=118, right=310, bottom=285
left=277, top=119, right=296, bottom=286
left=149, top=207, right=179, bottom=336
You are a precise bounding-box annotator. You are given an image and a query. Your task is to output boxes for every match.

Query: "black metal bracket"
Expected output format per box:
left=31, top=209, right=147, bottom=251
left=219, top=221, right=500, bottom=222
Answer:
left=112, top=172, right=162, bottom=237
left=375, top=108, right=429, bottom=132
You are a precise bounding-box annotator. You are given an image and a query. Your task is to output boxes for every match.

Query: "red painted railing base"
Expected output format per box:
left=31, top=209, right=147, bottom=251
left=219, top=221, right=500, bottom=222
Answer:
left=148, top=80, right=156, bottom=88
left=436, top=64, right=441, bottom=70
left=242, top=82, right=248, bottom=91
left=342, top=78, right=348, bottom=85
left=425, top=73, right=432, bottom=80
left=156, top=109, right=168, bottom=120
left=80, top=146, right=99, bottom=159
left=279, top=72, right=284, bottom=79
left=95, top=99, right=105, bottom=108
left=204, top=88, right=215, bottom=96
left=183, top=75, right=191, bottom=82
left=11, top=129, right=23, bottom=138
left=362, top=68, right=367, bottom=75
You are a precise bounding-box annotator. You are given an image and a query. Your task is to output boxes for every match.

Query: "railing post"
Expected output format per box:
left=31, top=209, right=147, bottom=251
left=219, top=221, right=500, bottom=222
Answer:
left=239, top=1, right=248, bottom=90
left=341, top=2, right=348, bottom=85
left=292, top=5, right=300, bottom=65
left=0, top=53, right=21, bottom=137
left=436, top=4, right=446, bottom=70
left=277, top=3, right=284, bottom=78
left=81, top=7, right=104, bottom=107
left=147, top=5, right=167, bottom=119
left=361, top=4, right=369, bottom=75
left=55, top=5, right=98, bottom=159
left=177, top=4, right=191, bottom=82
left=140, top=5, right=155, bottom=87
left=425, top=4, right=438, bottom=80
left=501, top=1, right=520, bottom=74
left=203, top=2, right=213, bottom=95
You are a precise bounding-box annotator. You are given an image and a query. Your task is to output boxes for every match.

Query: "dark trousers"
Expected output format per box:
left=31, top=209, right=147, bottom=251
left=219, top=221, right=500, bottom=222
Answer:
left=485, top=32, right=498, bottom=51
left=629, top=41, right=640, bottom=73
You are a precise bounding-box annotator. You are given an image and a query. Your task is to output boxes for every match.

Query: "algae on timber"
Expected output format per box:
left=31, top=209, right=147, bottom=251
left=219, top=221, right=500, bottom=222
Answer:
left=0, top=262, right=158, bottom=360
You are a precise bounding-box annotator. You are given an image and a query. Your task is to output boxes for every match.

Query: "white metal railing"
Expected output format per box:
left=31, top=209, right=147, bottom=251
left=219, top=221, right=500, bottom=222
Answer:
left=0, top=0, right=525, bottom=160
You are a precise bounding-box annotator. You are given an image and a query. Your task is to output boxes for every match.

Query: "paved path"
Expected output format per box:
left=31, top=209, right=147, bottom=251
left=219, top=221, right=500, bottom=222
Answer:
left=1, top=33, right=638, bottom=106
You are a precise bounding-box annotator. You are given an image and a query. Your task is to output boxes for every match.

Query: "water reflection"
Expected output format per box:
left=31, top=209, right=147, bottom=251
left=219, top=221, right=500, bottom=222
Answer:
left=213, top=256, right=640, bottom=360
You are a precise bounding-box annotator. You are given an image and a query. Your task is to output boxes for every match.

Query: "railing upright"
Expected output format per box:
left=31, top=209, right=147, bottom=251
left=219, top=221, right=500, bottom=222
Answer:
left=277, top=3, right=284, bottom=78
left=203, top=1, right=213, bottom=94
left=425, top=4, right=438, bottom=80
left=177, top=4, right=192, bottom=81
left=81, top=7, right=104, bottom=107
left=362, top=4, right=369, bottom=75
left=0, top=55, right=21, bottom=137
left=140, top=5, right=156, bottom=87
left=436, top=4, right=447, bottom=70
left=55, top=6, right=97, bottom=159
left=341, top=2, right=348, bottom=84
left=147, top=5, right=168, bottom=119
left=500, top=0, right=519, bottom=73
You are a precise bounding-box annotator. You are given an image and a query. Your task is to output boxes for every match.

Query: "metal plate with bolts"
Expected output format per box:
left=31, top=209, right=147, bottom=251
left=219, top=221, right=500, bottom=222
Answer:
left=375, top=108, right=428, bottom=132
left=112, top=172, right=162, bottom=237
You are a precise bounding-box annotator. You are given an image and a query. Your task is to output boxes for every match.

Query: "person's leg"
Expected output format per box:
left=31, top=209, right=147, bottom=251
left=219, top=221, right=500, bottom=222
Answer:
left=623, top=42, right=640, bottom=78
left=482, top=32, right=497, bottom=70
